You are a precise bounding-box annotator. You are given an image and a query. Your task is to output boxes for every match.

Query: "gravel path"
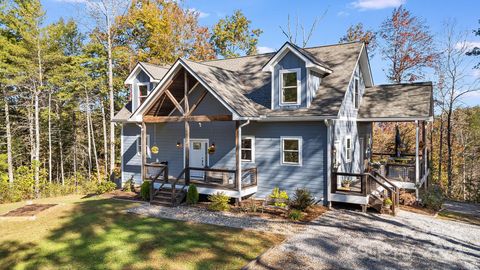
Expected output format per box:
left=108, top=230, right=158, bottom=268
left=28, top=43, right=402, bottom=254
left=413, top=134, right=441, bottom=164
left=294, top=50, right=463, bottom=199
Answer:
left=127, top=204, right=305, bottom=235
left=247, top=209, right=480, bottom=270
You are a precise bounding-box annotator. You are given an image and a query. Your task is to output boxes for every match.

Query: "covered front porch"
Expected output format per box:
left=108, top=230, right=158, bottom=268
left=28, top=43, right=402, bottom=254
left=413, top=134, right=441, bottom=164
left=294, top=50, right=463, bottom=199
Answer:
left=135, top=64, right=258, bottom=205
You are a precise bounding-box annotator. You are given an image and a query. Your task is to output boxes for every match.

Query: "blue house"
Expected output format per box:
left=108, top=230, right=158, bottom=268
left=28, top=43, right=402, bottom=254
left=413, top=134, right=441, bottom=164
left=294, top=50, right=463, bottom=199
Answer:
left=113, top=42, right=433, bottom=212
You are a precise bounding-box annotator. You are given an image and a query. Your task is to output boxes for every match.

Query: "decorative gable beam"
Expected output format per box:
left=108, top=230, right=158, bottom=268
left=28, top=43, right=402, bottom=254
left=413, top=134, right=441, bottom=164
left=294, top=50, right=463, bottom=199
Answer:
left=164, top=89, right=185, bottom=115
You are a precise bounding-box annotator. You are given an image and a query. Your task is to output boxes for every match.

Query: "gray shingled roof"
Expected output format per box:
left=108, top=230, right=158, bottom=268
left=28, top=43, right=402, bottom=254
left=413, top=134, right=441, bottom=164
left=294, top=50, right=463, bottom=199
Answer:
left=139, top=62, right=170, bottom=80
left=358, top=82, right=433, bottom=119
left=112, top=101, right=132, bottom=122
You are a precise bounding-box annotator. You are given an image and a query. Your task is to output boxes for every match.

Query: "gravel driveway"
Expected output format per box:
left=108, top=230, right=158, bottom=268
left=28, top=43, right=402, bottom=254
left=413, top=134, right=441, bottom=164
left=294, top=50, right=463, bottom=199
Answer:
left=247, top=209, right=480, bottom=270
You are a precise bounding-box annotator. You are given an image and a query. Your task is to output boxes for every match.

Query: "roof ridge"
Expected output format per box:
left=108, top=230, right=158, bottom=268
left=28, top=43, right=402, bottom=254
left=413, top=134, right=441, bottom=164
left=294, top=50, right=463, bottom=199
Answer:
left=373, top=81, right=433, bottom=87
left=200, top=52, right=276, bottom=63
left=139, top=61, right=170, bottom=69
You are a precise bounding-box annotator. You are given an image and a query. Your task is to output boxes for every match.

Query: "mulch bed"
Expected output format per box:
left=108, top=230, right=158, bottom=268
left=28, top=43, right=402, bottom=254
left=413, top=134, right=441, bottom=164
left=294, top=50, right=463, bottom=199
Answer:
left=193, top=199, right=328, bottom=223
left=2, top=204, right=57, bottom=217
left=104, top=189, right=144, bottom=202
left=400, top=205, right=438, bottom=216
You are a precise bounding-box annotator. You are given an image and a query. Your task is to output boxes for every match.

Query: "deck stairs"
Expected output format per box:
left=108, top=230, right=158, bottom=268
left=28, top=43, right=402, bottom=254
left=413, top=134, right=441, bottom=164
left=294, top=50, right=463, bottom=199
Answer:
left=147, top=164, right=187, bottom=207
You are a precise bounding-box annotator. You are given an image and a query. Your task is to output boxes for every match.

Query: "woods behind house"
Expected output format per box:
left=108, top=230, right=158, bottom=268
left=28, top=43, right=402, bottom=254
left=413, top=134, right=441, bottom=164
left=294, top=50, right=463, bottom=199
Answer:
left=0, top=1, right=479, bottom=203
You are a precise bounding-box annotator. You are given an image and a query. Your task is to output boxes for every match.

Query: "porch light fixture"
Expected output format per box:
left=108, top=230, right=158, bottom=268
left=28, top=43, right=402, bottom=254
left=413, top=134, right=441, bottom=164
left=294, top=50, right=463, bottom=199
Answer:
left=176, top=141, right=182, bottom=148
left=208, top=143, right=216, bottom=154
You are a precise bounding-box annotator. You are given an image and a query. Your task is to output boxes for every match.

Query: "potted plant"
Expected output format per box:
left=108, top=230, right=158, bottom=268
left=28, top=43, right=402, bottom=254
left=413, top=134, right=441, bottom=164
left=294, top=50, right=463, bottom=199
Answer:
left=341, top=179, right=352, bottom=189
left=383, top=198, right=393, bottom=208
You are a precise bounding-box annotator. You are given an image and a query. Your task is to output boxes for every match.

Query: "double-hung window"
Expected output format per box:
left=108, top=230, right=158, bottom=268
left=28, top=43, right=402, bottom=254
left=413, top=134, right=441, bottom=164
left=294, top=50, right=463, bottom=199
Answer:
left=345, top=136, right=352, bottom=162
left=241, top=136, right=255, bottom=162
left=138, top=83, right=149, bottom=106
left=353, top=77, right=359, bottom=109
left=281, top=137, right=302, bottom=165
left=280, top=69, right=301, bottom=105
left=136, top=134, right=151, bottom=157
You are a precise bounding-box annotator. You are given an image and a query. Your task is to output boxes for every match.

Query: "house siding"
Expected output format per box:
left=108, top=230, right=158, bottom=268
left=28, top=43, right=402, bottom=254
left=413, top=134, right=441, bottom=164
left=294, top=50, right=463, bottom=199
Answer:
left=273, top=51, right=307, bottom=109
left=122, top=123, right=142, bottom=184
left=131, top=70, right=156, bottom=111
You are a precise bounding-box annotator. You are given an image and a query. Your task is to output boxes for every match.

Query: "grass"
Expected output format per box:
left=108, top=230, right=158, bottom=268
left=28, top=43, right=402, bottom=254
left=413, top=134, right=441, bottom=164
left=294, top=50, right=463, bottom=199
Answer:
left=0, top=195, right=284, bottom=270
left=437, top=210, right=480, bottom=226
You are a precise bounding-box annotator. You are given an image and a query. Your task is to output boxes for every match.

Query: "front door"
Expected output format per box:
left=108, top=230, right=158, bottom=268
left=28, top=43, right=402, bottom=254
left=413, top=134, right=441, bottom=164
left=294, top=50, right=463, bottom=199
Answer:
left=189, top=139, right=208, bottom=179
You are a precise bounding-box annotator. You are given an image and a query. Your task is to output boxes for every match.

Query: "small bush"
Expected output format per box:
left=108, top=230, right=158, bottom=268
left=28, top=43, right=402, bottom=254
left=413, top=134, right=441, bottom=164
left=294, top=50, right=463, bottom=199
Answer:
left=208, top=192, right=230, bottom=211
left=123, top=178, right=134, bottom=192
left=269, top=187, right=289, bottom=207
left=383, top=197, right=393, bottom=206
left=186, top=184, right=199, bottom=205
left=96, top=181, right=117, bottom=194
left=288, top=209, right=304, bottom=221
left=399, top=190, right=416, bottom=206
left=290, top=188, right=315, bottom=211
left=140, top=181, right=151, bottom=201
left=421, top=185, right=444, bottom=211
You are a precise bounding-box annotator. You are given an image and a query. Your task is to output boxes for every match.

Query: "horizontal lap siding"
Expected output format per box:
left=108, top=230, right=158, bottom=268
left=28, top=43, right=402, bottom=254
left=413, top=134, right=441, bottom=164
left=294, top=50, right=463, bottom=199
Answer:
left=243, top=122, right=327, bottom=202
left=122, top=124, right=142, bottom=185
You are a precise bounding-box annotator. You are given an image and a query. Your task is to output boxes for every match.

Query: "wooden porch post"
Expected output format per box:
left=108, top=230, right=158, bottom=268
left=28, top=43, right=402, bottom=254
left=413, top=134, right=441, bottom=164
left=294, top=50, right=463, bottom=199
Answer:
left=235, top=121, right=241, bottom=201
left=415, top=120, right=420, bottom=198
left=141, top=122, right=147, bottom=182
left=423, top=121, right=428, bottom=188
left=184, top=70, right=190, bottom=184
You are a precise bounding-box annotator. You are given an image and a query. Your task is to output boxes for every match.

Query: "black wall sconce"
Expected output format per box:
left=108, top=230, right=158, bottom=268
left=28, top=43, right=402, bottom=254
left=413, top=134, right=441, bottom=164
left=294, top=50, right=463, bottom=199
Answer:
left=208, top=143, right=216, bottom=154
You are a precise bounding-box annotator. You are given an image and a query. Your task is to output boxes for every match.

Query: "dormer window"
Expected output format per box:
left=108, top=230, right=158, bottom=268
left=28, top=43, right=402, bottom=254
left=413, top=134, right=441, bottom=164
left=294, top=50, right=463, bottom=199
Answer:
left=138, top=83, right=149, bottom=105
left=280, top=69, right=301, bottom=106
left=353, top=77, right=359, bottom=109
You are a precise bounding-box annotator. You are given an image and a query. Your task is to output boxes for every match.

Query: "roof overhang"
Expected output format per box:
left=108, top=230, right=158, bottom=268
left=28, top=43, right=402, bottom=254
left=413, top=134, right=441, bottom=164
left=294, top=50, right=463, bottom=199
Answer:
left=261, top=42, right=333, bottom=74
left=357, top=116, right=434, bottom=122
left=124, top=62, right=161, bottom=84
left=128, top=59, right=244, bottom=122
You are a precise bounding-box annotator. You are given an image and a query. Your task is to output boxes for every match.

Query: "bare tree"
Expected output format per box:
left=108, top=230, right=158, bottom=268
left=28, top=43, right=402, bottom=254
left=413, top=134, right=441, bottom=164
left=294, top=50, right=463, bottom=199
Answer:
left=280, top=12, right=326, bottom=48
left=3, top=89, right=14, bottom=184
left=436, top=20, right=480, bottom=196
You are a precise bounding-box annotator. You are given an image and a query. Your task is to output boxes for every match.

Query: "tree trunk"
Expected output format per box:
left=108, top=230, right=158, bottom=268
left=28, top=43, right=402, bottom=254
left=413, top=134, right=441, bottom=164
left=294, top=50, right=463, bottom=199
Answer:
left=107, top=15, right=115, bottom=179
left=34, top=30, right=43, bottom=197
left=446, top=105, right=453, bottom=197
left=85, top=89, right=92, bottom=180
left=3, top=88, right=14, bottom=185
left=90, top=109, right=101, bottom=183
left=101, top=102, right=108, bottom=177
left=48, top=90, right=52, bottom=183
left=72, top=111, right=78, bottom=191
left=437, top=113, right=444, bottom=186
left=56, top=104, right=64, bottom=185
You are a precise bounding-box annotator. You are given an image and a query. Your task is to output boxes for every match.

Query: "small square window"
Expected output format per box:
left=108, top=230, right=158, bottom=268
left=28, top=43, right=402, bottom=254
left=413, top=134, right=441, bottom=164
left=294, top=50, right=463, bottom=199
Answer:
left=241, top=137, right=255, bottom=162
left=281, top=137, right=302, bottom=165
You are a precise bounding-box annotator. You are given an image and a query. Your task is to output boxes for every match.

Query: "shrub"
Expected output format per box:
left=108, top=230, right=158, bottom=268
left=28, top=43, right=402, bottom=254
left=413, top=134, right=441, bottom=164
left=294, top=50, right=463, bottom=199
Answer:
left=208, top=192, right=230, bottom=211
left=186, top=184, right=199, bottom=205
left=421, top=185, right=444, bottom=211
left=269, top=187, right=289, bottom=207
left=383, top=197, right=393, bottom=206
left=123, top=178, right=134, bottom=192
left=399, top=190, right=416, bottom=206
left=290, top=188, right=315, bottom=211
left=96, top=181, right=117, bottom=194
left=140, top=181, right=151, bottom=201
left=288, top=209, right=304, bottom=221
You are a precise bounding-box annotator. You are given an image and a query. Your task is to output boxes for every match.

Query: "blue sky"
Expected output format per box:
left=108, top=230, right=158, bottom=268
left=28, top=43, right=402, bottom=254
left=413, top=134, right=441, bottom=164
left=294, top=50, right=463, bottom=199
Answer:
left=43, top=0, right=480, bottom=106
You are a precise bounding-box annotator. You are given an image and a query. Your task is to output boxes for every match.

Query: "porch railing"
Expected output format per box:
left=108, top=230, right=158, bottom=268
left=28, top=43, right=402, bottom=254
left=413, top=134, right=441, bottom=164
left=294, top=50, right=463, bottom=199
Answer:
left=187, top=166, right=257, bottom=190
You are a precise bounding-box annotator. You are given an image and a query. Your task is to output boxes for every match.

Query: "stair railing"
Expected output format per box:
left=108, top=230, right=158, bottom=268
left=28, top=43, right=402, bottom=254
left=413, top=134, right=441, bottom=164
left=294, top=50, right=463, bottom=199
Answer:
left=365, top=173, right=397, bottom=215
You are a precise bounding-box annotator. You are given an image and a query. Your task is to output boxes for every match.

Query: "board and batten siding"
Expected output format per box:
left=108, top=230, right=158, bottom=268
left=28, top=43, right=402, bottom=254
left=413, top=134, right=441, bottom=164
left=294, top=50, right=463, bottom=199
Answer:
left=122, top=123, right=142, bottom=184
left=131, top=70, right=157, bottom=111
left=272, top=51, right=308, bottom=109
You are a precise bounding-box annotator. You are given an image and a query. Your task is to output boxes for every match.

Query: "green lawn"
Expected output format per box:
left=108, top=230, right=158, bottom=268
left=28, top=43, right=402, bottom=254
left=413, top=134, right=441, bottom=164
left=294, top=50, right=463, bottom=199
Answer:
left=0, top=195, right=284, bottom=270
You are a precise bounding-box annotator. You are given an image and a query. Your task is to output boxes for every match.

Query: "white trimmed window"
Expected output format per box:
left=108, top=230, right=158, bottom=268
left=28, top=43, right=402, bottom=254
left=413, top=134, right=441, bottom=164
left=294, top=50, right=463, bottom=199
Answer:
left=241, top=136, right=255, bottom=162
left=138, top=83, right=150, bottom=106
left=281, top=137, right=302, bottom=165
left=136, top=134, right=151, bottom=157
left=345, top=135, right=352, bottom=162
left=280, top=69, right=301, bottom=105
left=353, top=77, right=359, bottom=109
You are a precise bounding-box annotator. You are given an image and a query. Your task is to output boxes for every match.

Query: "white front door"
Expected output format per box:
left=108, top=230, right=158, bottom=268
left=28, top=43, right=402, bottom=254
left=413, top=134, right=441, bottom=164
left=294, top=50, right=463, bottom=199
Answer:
left=189, top=139, right=208, bottom=178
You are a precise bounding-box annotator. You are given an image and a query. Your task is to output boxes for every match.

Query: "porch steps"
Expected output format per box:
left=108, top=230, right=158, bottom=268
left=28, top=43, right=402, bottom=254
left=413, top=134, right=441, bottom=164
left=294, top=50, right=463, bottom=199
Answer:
left=150, top=188, right=186, bottom=207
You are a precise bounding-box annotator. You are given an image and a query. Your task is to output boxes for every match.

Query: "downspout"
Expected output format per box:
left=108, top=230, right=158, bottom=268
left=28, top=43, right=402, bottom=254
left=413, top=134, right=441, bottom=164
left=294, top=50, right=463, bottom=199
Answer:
left=324, top=119, right=333, bottom=208
left=237, top=120, right=251, bottom=201
left=136, top=123, right=144, bottom=184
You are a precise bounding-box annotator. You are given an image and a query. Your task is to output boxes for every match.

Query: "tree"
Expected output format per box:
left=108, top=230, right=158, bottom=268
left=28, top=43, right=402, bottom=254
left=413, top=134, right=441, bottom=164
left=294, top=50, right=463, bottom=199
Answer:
left=379, top=5, right=437, bottom=83
left=466, top=19, right=480, bottom=68
left=435, top=21, right=479, bottom=197
left=211, top=10, right=262, bottom=58
left=115, top=0, right=215, bottom=64
left=340, top=23, right=377, bottom=56
left=280, top=12, right=326, bottom=48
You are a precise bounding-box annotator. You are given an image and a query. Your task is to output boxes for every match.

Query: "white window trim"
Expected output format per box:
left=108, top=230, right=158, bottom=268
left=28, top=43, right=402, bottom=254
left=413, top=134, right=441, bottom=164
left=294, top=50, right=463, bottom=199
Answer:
left=280, top=136, right=303, bottom=166
left=279, top=68, right=301, bottom=106
left=137, top=82, right=150, bottom=108
left=345, top=135, right=352, bottom=162
left=241, top=136, right=255, bottom=163
left=353, top=77, right=359, bottom=110
left=136, top=134, right=151, bottom=158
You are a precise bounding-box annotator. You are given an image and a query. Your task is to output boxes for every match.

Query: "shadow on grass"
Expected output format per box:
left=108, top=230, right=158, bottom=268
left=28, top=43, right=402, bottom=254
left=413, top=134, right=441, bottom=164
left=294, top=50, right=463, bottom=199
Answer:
left=0, top=198, right=281, bottom=269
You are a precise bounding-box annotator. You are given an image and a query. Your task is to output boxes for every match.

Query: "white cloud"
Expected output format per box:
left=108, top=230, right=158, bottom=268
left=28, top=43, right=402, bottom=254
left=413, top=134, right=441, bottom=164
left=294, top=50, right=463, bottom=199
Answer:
left=337, top=11, right=350, bottom=17
left=257, top=46, right=275, bottom=54
left=188, top=8, right=210, bottom=19
left=351, top=0, right=405, bottom=10
left=472, top=69, right=480, bottom=78
left=455, top=41, right=480, bottom=51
